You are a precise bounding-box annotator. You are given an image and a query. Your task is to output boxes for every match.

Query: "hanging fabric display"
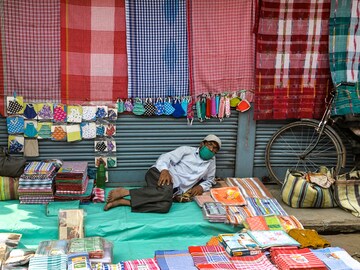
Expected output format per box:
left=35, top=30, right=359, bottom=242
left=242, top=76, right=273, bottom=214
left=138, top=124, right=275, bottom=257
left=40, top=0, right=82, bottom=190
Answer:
left=126, top=0, right=189, bottom=98
left=255, top=0, right=331, bottom=120
left=329, top=0, right=360, bottom=115
left=1, top=0, right=60, bottom=116
left=188, top=0, right=255, bottom=99
left=61, top=0, right=127, bottom=103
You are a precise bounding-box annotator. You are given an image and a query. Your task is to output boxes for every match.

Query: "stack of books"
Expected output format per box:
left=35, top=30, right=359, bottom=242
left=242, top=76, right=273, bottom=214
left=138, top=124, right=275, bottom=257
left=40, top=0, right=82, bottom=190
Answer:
left=218, top=232, right=262, bottom=257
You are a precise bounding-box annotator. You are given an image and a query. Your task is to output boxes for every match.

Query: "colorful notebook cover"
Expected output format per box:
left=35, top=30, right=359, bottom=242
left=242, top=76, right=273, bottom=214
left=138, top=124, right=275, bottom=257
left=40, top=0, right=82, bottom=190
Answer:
left=218, top=232, right=262, bottom=257
left=210, top=187, right=246, bottom=206
left=247, top=230, right=300, bottom=249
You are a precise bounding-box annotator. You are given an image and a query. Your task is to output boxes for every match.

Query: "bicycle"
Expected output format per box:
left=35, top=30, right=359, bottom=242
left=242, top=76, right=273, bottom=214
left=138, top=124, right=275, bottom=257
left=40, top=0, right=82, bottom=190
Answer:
left=265, top=81, right=356, bottom=185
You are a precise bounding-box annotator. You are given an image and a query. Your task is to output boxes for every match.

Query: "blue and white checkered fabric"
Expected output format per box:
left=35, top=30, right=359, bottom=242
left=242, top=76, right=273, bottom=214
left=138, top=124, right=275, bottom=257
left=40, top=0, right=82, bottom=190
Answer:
left=126, top=0, right=189, bottom=98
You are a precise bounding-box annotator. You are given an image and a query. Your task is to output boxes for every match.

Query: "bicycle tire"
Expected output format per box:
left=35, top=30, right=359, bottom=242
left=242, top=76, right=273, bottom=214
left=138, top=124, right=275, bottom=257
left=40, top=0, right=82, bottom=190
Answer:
left=265, top=120, right=346, bottom=185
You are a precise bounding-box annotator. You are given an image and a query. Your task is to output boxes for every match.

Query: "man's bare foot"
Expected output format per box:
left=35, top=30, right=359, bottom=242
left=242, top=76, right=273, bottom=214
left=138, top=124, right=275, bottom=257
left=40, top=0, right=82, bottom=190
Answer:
left=103, top=198, right=131, bottom=211
left=106, top=187, right=130, bottom=202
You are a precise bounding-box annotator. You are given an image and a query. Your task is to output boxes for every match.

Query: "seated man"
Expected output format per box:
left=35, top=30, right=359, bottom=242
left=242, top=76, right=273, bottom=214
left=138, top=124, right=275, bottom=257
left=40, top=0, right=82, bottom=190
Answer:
left=104, top=134, right=221, bottom=213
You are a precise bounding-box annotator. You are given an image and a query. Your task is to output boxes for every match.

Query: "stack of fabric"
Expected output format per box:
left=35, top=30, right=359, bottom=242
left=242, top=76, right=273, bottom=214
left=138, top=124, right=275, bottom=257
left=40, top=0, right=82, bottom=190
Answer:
left=270, top=247, right=327, bottom=270
left=54, top=161, right=93, bottom=203
left=18, top=161, right=57, bottom=204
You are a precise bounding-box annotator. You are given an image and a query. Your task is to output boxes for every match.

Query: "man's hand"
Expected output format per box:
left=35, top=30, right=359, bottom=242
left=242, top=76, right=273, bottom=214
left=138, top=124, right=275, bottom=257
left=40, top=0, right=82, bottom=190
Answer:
left=190, top=185, right=203, bottom=196
left=158, top=169, right=172, bottom=186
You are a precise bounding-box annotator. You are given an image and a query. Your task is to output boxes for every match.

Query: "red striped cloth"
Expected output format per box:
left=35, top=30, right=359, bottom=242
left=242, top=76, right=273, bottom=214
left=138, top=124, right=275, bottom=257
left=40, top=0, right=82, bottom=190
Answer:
left=123, top=258, right=160, bottom=270
left=1, top=0, right=61, bottom=110
left=188, top=0, right=255, bottom=100
left=271, top=248, right=327, bottom=270
left=61, top=0, right=127, bottom=104
left=231, top=254, right=277, bottom=270
left=255, top=0, right=331, bottom=120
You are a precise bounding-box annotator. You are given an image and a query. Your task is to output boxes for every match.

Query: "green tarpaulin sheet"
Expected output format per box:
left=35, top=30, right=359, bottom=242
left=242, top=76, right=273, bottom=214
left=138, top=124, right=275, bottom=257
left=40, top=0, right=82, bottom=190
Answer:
left=0, top=190, right=239, bottom=263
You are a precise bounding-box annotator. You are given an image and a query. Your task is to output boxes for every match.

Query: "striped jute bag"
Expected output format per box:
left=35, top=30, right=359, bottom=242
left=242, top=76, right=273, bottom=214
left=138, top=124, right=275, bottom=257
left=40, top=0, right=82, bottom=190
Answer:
left=281, top=170, right=336, bottom=208
left=0, top=176, right=19, bottom=200
left=333, top=169, right=360, bottom=217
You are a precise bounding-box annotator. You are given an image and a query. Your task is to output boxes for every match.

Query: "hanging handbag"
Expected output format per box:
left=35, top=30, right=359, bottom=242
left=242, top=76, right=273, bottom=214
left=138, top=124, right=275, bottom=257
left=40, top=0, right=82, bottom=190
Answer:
left=0, top=147, right=27, bottom=177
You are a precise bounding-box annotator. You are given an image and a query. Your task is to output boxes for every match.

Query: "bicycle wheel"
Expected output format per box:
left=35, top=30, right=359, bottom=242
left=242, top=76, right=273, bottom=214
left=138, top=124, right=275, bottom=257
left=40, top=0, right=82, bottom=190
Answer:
left=265, top=121, right=345, bottom=185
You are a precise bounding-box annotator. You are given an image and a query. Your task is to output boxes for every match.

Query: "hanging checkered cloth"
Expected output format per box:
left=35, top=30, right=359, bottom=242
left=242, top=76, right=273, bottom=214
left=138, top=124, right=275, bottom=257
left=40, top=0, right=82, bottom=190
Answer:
left=188, top=0, right=255, bottom=100
left=61, top=0, right=128, bottom=103
left=255, top=0, right=332, bottom=120
left=126, top=0, right=188, bottom=98
left=329, top=0, right=360, bottom=115
left=1, top=0, right=61, bottom=108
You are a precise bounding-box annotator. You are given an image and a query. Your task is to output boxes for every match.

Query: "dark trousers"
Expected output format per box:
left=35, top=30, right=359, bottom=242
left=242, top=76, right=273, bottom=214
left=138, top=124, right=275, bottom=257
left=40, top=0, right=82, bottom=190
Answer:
left=129, top=167, right=174, bottom=213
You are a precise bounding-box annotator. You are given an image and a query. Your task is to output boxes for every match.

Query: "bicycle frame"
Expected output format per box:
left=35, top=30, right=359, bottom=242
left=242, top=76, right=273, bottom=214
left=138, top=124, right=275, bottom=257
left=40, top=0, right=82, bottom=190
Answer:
left=299, top=82, right=354, bottom=160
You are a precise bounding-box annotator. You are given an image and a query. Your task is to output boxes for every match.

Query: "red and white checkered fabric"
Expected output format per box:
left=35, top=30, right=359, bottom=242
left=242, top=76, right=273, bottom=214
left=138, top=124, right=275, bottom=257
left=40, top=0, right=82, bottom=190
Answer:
left=231, top=253, right=277, bottom=270
left=2, top=0, right=61, bottom=106
left=123, top=258, right=160, bottom=270
left=188, top=0, right=255, bottom=100
left=271, top=248, right=327, bottom=270
left=255, top=0, right=332, bottom=120
left=61, top=0, right=128, bottom=104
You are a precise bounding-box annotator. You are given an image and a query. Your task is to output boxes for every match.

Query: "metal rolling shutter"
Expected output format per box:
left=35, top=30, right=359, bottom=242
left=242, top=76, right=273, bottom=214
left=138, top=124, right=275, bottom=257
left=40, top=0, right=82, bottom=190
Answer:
left=0, top=114, right=239, bottom=187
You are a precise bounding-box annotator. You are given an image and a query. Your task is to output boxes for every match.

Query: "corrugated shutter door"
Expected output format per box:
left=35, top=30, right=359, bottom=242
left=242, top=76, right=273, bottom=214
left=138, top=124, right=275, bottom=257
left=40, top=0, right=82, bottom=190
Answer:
left=0, top=114, right=238, bottom=186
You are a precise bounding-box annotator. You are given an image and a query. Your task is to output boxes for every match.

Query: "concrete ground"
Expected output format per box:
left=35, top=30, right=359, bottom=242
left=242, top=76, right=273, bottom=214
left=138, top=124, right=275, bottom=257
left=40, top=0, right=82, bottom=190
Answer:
left=267, top=184, right=360, bottom=261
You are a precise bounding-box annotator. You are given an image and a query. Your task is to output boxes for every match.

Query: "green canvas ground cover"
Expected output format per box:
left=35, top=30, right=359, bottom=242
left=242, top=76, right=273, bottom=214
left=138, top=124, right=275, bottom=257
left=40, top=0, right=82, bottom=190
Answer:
left=0, top=190, right=239, bottom=263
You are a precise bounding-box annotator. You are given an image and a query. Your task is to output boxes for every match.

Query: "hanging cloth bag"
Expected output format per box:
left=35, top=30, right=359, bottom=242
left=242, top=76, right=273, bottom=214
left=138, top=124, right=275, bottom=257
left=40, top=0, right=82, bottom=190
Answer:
left=132, top=98, right=145, bottom=116
left=23, top=104, right=37, bottom=119
left=154, top=98, right=165, bottom=116
left=163, top=97, right=175, bottom=115
left=172, top=97, right=185, bottom=118
left=143, top=98, right=157, bottom=116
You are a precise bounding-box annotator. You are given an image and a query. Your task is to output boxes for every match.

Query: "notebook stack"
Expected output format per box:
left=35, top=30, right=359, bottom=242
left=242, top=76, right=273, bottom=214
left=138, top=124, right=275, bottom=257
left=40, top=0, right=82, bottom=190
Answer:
left=18, top=161, right=57, bottom=204
left=218, top=232, right=262, bottom=257
left=54, top=161, right=93, bottom=203
left=202, top=202, right=227, bottom=223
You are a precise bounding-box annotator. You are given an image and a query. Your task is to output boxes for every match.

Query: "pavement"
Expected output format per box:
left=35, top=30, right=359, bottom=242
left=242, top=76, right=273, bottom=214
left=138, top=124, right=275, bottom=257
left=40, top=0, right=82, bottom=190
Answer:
left=266, top=184, right=360, bottom=261
left=266, top=184, right=360, bottom=233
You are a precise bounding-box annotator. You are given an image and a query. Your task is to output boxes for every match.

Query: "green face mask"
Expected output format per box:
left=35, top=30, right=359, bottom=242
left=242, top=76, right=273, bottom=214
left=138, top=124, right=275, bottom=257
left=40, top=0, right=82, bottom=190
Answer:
left=199, top=145, right=215, bottom=160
